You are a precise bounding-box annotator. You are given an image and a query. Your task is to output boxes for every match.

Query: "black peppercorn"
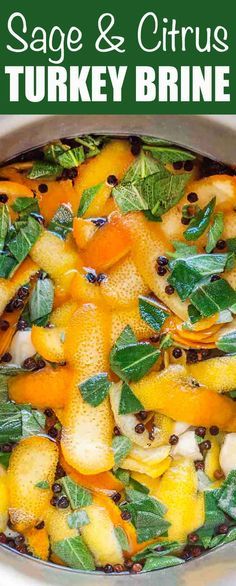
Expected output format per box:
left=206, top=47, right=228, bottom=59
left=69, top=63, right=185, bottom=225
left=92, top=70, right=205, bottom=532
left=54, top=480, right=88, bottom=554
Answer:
left=136, top=410, right=148, bottom=421
left=157, top=265, right=167, bottom=276
left=200, top=440, right=211, bottom=453
left=121, top=510, right=131, bottom=521
left=188, top=533, right=199, bottom=544
left=0, top=194, right=8, bottom=203
left=187, top=192, right=198, bottom=203
left=35, top=521, right=45, bottom=530
left=181, top=216, right=191, bottom=225
left=184, top=161, right=194, bottom=172
left=96, top=273, right=107, bottom=284
left=44, top=408, right=54, bottom=418
left=209, top=425, right=219, bottom=436
left=0, top=320, right=9, bottom=331
left=113, top=564, right=124, bottom=573
left=135, top=423, right=145, bottom=434
left=216, top=239, right=226, bottom=250
left=86, top=272, right=97, bottom=284
left=52, top=482, right=62, bottom=494
left=169, top=434, right=179, bottom=446
left=172, top=347, right=182, bottom=359
left=38, top=184, right=48, bottom=194
left=12, top=298, right=24, bottom=310
left=195, top=426, right=206, bottom=438
left=1, top=353, right=12, bottom=363
left=165, top=285, right=175, bottom=295
left=23, top=357, right=37, bottom=370
left=57, top=496, right=69, bottom=509
left=113, top=426, right=121, bottom=436
left=217, top=524, right=228, bottom=535
left=211, top=275, right=221, bottom=283
left=131, top=563, right=143, bottom=573
left=48, top=426, right=59, bottom=439
left=17, top=286, right=29, bottom=300
left=50, top=496, right=58, bottom=507
left=111, top=492, right=121, bottom=504
left=157, top=256, right=168, bottom=266
left=104, top=565, right=113, bottom=574
left=107, top=175, right=118, bottom=186
left=173, top=161, right=183, bottom=170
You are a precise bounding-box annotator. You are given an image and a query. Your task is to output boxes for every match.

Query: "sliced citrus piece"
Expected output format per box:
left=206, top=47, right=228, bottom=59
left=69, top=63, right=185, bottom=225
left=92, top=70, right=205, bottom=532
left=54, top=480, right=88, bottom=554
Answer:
left=81, top=496, right=124, bottom=566
left=188, top=355, right=236, bottom=393
left=45, top=506, right=77, bottom=544
left=0, top=181, right=34, bottom=219
left=60, top=454, right=123, bottom=494
left=51, top=301, right=78, bottom=328
left=24, top=527, right=49, bottom=561
left=73, top=217, right=97, bottom=249
left=30, top=231, right=79, bottom=280
left=8, top=436, right=58, bottom=532
left=122, top=454, right=171, bottom=479
left=71, top=271, right=103, bottom=305
left=157, top=458, right=205, bottom=542
left=74, top=139, right=134, bottom=217
left=111, top=304, right=157, bottom=345
left=31, top=325, right=65, bottom=363
left=131, top=365, right=236, bottom=432
left=123, top=213, right=189, bottom=320
left=0, top=258, right=39, bottom=317
left=82, top=213, right=131, bottom=272
left=185, top=175, right=236, bottom=212
left=100, top=255, right=149, bottom=309
left=0, top=470, right=8, bottom=532
left=8, top=366, right=71, bottom=410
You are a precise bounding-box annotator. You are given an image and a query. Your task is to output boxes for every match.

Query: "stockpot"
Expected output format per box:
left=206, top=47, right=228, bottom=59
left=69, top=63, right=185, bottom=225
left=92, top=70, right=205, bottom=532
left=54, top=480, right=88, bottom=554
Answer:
left=0, top=114, right=236, bottom=586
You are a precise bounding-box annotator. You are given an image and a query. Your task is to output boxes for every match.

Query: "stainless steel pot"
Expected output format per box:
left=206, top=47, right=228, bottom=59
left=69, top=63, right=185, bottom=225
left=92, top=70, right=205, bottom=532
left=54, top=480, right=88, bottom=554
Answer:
left=0, top=114, right=236, bottom=586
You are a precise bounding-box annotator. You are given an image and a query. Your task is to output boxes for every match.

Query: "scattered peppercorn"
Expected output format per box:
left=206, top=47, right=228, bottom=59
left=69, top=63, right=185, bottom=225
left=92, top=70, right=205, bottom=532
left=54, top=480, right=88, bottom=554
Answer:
left=91, top=217, right=107, bottom=228
left=55, top=463, right=66, bottom=479
left=5, top=301, right=14, bottom=313
left=173, top=161, right=183, bottom=170
left=209, top=425, right=219, bottom=436
left=113, top=564, right=124, bottom=573
left=23, top=357, right=37, bottom=370
left=195, top=460, right=204, bottom=471
left=182, top=548, right=192, bottom=561
left=165, top=285, right=175, bottom=295
left=124, top=559, right=133, bottom=569
left=209, top=264, right=218, bottom=278
left=157, top=265, right=167, bottom=276
left=111, top=492, right=121, bottom=504
left=35, top=521, right=45, bottom=530
left=12, top=298, right=24, bottom=310
left=149, top=335, right=160, bottom=343
left=169, top=434, right=179, bottom=446
left=1, top=353, right=12, bottom=363
left=15, top=535, right=25, bottom=546
left=61, top=167, right=78, bottom=181
left=50, top=496, right=58, bottom=507
left=187, top=350, right=198, bottom=363
left=0, top=320, right=9, bottom=331
left=38, top=183, right=48, bottom=194
left=121, top=510, right=131, bottom=521
left=136, top=410, right=148, bottom=421
left=200, top=440, right=211, bottom=453
left=0, top=194, right=8, bottom=203
left=7, top=539, right=16, bottom=549
left=157, top=255, right=168, bottom=266
left=181, top=216, right=191, bottom=225
left=57, top=496, right=69, bottom=509
left=17, top=286, right=29, bottom=300
left=44, top=408, right=54, bottom=418
left=131, top=563, right=143, bottom=573
left=195, top=426, right=206, bottom=438
left=0, top=533, right=7, bottom=544
left=187, top=192, right=198, bottom=203
left=113, top=426, right=121, bottom=436
left=188, top=533, right=199, bottom=544
left=36, top=359, right=46, bottom=370
left=0, top=444, right=13, bottom=453
left=129, top=136, right=142, bottom=156
left=104, top=565, right=113, bottom=574
left=216, top=239, right=226, bottom=250
left=217, top=524, right=228, bottom=535
left=184, top=161, right=194, bottom=172
left=172, top=347, right=182, bottom=359
left=191, top=546, right=203, bottom=558
left=135, top=423, right=145, bottom=434
left=86, top=272, right=97, bottom=284
left=52, top=483, right=62, bottom=494
left=16, top=544, right=29, bottom=554
left=96, top=273, right=107, bottom=284
left=107, top=175, right=118, bottom=187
